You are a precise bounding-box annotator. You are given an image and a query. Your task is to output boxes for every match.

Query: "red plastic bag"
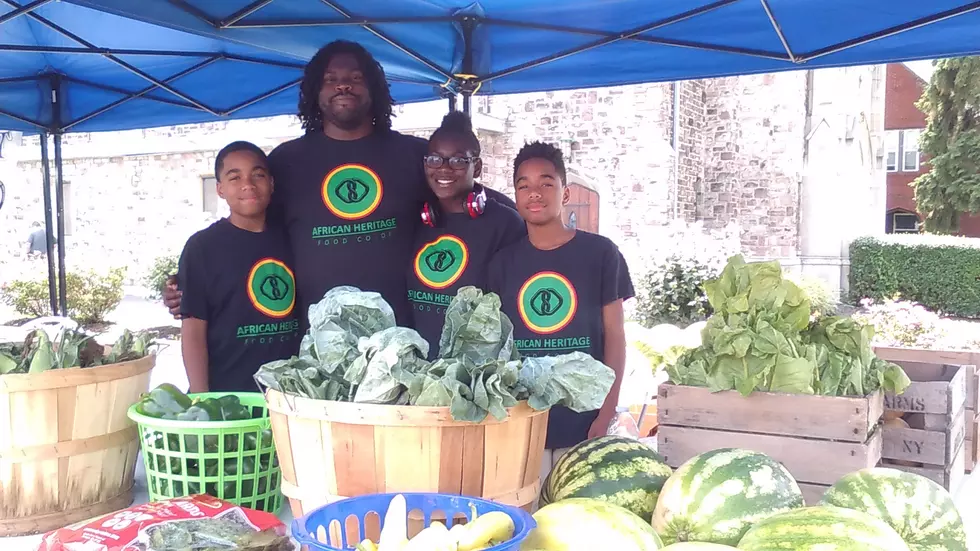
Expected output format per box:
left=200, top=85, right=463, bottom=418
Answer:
left=36, top=495, right=289, bottom=551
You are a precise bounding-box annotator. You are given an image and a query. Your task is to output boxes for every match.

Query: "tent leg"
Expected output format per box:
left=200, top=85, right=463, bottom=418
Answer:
left=53, top=133, right=67, bottom=316
left=462, top=95, right=471, bottom=115
left=38, top=133, right=58, bottom=316
left=447, top=94, right=457, bottom=112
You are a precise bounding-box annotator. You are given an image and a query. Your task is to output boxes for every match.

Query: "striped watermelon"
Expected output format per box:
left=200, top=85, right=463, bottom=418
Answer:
left=819, top=467, right=967, bottom=551
left=520, top=497, right=664, bottom=550
left=541, top=435, right=673, bottom=522
left=736, top=505, right=911, bottom=550
left=653, top=448, right=803, bottom=546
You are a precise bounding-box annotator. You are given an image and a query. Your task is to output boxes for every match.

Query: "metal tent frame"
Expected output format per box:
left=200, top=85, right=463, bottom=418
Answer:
left=3, top=0, right=980, bottom=315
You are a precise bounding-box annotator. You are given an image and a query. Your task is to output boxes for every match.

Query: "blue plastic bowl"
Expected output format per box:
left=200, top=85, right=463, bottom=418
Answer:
left=291, top=492, right=536, bottom=550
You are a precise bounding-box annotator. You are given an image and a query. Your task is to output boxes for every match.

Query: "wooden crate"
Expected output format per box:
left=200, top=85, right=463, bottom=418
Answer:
left=967, top=411, right=979, bottom=474
left=881, top=362, right=968, bottom=493
left=656, top=383, right=883, bottom=505
left=874, top=347, right=980, bottom=475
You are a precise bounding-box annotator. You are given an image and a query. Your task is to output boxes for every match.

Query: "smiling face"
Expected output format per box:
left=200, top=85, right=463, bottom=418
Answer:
left=514, top=157, right=568, bottom=226
left=217, top=150, right=273, bottom=218
left=424, top=132, right=482, bottom=211
left=317, top=53, right=372, bottom=131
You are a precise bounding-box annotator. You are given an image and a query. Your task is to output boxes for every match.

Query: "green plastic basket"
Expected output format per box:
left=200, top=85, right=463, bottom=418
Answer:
left=127, top=392, right=283, bottom=513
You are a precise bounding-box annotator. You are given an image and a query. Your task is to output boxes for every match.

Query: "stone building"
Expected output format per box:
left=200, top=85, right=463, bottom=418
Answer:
left=0, top=65, right=886, bottom=296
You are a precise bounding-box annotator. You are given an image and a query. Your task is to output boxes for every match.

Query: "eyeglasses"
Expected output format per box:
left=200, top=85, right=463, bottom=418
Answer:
left=424, top=154, right=476, bottom=170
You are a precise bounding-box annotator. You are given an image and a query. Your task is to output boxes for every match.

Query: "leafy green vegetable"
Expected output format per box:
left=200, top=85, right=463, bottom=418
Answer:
left=438, top=287, right=520, bottom=363
left=519, top=352, right=616, bottom=412
left=256, top=285, right=616, bottom=423
left=670, top=255, right=911, bottom=397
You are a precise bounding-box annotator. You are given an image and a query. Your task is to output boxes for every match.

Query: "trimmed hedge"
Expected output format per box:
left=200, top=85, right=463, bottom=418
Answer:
left=849, top=235, right=980, bottom=318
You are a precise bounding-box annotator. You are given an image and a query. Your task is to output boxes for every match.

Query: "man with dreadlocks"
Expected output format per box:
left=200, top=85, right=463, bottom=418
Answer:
left=167, top=40, right=456, bottom=325
left=259, top=39, right=431, bottom=323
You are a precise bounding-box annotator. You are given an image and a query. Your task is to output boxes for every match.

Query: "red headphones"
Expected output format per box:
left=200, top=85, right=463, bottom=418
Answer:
left=421, top=184, right=487, bottom=228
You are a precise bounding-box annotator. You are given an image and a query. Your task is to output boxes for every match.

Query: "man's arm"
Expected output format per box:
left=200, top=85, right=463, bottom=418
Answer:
left=181, top=318, right=209, bottom=393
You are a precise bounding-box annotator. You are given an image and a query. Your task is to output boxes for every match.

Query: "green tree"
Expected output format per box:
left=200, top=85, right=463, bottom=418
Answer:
left=911, top=57, right=980, bottom=233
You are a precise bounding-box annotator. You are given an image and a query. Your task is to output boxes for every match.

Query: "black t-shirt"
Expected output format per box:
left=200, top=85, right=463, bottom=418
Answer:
left=178, top=219, right=302, bottom=392
left=407, top=201, right=526, bottom=358
left=488, top=231, right=634, bottom=449
left=267, top=130, right=430, bottom=324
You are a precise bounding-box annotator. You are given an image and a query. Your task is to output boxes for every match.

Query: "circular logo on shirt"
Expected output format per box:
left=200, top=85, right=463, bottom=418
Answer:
left=414, top=235, right=469, bottom=290
left=321, top=164, right=383, bottom=220
left=518, top=271, right=578, bottom=334
left=246, top=258, right=296, bottom=318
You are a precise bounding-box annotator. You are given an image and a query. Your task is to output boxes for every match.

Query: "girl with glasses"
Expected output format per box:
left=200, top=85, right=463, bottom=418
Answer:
left=406, top=112, right=526, bottom=357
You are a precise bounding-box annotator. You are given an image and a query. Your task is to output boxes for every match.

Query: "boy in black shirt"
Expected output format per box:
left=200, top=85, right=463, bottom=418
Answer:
left=487, top=142, right=633, bottom=476
left=178, top=141, right=301, bottom=393
left=407, top=112, right=526, bottom=356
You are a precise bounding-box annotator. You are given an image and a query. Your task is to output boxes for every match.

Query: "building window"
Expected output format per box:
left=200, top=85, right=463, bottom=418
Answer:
left=902, top=129, right=920, bottom=171
left=885, top=131, right=898, bottom=172
left=885, top=129, right=921, bottom=173
left=202, top=176, right=218, bottom=215
left=886, top=210, right=920, bottom=234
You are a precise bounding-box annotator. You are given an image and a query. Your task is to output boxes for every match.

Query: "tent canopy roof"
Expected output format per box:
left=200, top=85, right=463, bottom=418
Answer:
left=3, top=0, right=980, bottom=135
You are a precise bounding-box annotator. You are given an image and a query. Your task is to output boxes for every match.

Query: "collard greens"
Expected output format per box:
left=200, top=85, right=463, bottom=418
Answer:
left=255, top=286, right=615, bottom=422
left=669, top=255, right=910, bottom=398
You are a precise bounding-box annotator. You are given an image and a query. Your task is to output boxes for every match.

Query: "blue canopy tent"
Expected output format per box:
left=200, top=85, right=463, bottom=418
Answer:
left=3, top=0, right=980, bottom=315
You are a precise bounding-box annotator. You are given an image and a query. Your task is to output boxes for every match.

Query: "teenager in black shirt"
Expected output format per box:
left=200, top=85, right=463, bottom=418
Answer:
left=487, top=142, right=633, bottom=472
left=407, top=112, right=526, bottom=357
left=178, top=142, right=301, bottom=393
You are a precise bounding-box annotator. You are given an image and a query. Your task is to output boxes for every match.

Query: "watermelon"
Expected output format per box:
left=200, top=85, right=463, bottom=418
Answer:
left=819, top=467, right=967, bottom=551
left=652, top=448, right=803, bottom=545
left=736, top=505, right=911, bottom=550
left=540, top=435, right=673, bottom=522
left=520, top=498, right=663, bottom=550
left=661, top=544, right=738, bottom=550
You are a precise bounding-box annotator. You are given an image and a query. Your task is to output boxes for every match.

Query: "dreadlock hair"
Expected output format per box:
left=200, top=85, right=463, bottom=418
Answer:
left=214, top=141, right=268, bottom=180
left=429, top=111, right=481, bottom=155
left=297, top=40, right=394, bottom=134
left=513, top=141, right=567, bottom=186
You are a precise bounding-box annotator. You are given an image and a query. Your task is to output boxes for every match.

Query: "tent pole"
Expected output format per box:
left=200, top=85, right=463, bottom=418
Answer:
left=461, top=17, right=476, bottom=116
left=53, top=133, right=67, bottom=316
left=51, top=74, right=67, bottom=316
left=39, top=133, right=58, bottom=315
left=447, top=94, right=457, bottom=112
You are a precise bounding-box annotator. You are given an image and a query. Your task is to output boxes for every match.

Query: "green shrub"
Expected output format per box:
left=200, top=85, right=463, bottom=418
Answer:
left=785, top=273, right=840, bottom=318
left=0, top=267, right=127, bottom=324
left=144, top=254, right=179, bottom=300
left=634, top=255, right=716, bottom=328
left=849, top=235, right=980, bottom=318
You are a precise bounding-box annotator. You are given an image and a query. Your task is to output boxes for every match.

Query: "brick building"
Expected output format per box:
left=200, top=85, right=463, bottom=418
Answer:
left=0, top=65, right=884, bottom=296
left=884, top=63, right=980, bottom=236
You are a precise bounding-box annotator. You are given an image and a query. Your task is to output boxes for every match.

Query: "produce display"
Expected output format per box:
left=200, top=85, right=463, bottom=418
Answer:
left=133, top=385, right=277, bottom=499
left=819, top=467, right=967, bottom=551
left=539, top=435, right=673, bottom=523
left=653, top=448, right=804, bottom=546
left=0, top=327, right=153, bottom=374
left=35, top=494, right=291, bottom=551
left=135, top=384, right=253, bottom=422
left=520, top=498, right=664, bottom=550
left=661, top=544, right=738, bottom=550
left=255, top=285, right=615, bottom=422
left=352, top=494, right=517, bottom=551
left=667, top=255, right=911, bottom=397
left=735, top=505, right=911, bottom=551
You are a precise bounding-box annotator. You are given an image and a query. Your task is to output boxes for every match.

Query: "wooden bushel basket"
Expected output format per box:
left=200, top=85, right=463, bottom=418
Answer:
left=0, top=354, right=155, bottom=536
left=264, top=389, right=550, bottom=520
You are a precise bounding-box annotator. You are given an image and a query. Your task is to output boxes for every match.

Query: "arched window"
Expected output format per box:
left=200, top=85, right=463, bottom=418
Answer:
left=885, top=209, right=920, bottom=234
